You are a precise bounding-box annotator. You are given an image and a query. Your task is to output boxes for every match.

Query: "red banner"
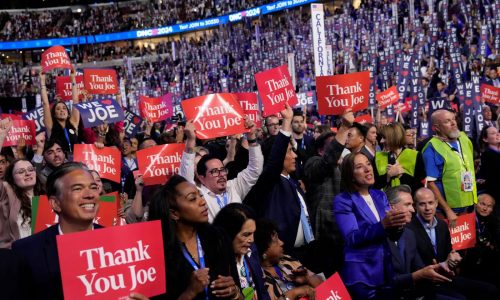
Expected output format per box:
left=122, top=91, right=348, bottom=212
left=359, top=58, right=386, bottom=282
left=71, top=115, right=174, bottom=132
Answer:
left=139, top=94, right=173, bottom=123
left=448, top=213, right=476, bottom=250
left=73, top=144, right=121, bottom=183
left=234, top=92, right=262, bottom=128
left=2, top=119, right=36, bottom=147
left=354, top=114, right=373, bottom=124
left=41, top=46, right=71, bottom=72
left=315, top=273, right=351, bottom=300
left=84, top=69, right=119, bottom=95
left=181, top=93, right=247, bottom=139
left=56, top=75, right=84, bottom=101
left=32, top=193, right=123, bottom=234
left=137, top=144, right=185, bottom=186
left=57, top=221, right=166, bottom=299
left=316, top=71, right=370, bottom=115
left=376, top=86, right=399, bottom=109
left=480, top=84, right=500, bottom=104
left=255, top=65, right=298, bottom=117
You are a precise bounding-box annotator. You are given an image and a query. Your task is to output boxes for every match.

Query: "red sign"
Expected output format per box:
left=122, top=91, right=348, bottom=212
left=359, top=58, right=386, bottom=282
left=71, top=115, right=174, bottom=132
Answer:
left=56, top=75, right=84, bottom=101
left=2, top=119, right=36, bottom=147
left=316, top=71, right=370, bottom=115
left=354, top=114, right=373, bottom=123
left=41, top=46, right=71, bottom=72
left=376, top=86, right=399, bottom=109
left=234, top=92, right=262, bottom=128
left=73, top=144, right=121, bottom=183
left=31, top=195, right=58, bottom=234
left=480, top=84, right=500, bottom=104
left=449, top=213, right=476, bottom=251
left=181, top=93, right=247, bottom=139
left=139, top=94, right=173, bottom=123
left=394, top=98, right=412, bottom=113
left=96, top=192, right=119, bottom=228
left=84, top=69, right=118, bottom=95
left=255, top=65, right=298, bottom=117
left=32, top=193, right=123, bottom=234
left=57, top=221, right=166, bottom=299
left=315, top=273, right=351, bottom=300
left=137, top=144, right=185, bottom=186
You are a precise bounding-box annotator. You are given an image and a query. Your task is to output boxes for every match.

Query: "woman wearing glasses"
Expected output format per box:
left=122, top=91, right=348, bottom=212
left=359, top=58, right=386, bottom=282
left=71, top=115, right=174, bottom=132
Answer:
left=0, top=159, right=45, bottom=248
left=213, top=203, right=270, bottom=300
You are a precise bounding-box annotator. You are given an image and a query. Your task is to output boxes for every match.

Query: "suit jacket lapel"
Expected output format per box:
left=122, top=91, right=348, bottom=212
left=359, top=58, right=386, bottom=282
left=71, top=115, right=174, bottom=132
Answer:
left=44, top=226, right=61, bottom=292
left=352, top=192, right=378, bottom=223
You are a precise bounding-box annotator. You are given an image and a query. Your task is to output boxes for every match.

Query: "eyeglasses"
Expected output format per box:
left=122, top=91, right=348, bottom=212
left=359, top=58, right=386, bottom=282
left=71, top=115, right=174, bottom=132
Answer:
left=208, top=167, right=228, bottom=177
left=14, top=166, right=36, bottom=175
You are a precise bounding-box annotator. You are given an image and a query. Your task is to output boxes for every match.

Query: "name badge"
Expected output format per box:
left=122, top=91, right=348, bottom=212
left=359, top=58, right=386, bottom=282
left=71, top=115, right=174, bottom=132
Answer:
left=461, top=171, right=473, bottom=192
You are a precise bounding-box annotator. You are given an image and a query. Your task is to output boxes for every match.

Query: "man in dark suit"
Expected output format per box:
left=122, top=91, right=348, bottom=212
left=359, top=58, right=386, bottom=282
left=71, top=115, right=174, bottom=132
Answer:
left=291, top=109, right=315, bottom=180
left=385, top=185, right=465, bottom=299
left=245, top=103, right=317, bottom=270
left=408, top=187, right=499, bottom=299
left=12, top=162, right=102, bottom=300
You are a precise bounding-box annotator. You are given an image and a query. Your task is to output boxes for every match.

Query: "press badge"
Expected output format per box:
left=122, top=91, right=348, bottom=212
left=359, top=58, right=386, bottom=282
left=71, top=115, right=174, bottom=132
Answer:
left=461, top=171, right=473, bottom=192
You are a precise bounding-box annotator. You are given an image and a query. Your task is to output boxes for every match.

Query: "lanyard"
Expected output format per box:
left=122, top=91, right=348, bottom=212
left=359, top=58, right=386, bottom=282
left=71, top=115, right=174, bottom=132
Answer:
left=63, top=127, right=72, bottom=153
left=444, top=140, right=468, bottom=171
left=182, top=234, right=208, bottom=300
left=215, top=192, right=228, bottom=209
left=273, top=266, right=294, bottom=291
left=242, top=258, right=254, bottom=287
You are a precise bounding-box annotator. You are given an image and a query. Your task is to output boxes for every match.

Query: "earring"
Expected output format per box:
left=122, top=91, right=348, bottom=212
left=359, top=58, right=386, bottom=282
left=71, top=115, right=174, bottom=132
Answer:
left=263, top=253, right=267, bottom=260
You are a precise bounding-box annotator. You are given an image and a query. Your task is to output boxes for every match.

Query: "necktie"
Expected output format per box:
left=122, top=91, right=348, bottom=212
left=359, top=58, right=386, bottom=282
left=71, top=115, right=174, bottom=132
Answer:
left=287, top=178, right=314, bottom=243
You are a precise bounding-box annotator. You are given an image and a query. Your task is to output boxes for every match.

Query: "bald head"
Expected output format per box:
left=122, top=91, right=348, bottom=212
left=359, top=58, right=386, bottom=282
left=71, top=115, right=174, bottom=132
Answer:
left=477, top=193, right=496, bottom=217
left=414, top=187, right=438, bottom=223
left=431, top=110, right=460, bottom=141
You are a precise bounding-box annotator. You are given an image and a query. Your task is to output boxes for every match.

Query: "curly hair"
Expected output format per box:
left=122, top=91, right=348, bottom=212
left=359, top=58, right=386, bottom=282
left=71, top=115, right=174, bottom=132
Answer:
left=4, top=159, right=46, bottom=224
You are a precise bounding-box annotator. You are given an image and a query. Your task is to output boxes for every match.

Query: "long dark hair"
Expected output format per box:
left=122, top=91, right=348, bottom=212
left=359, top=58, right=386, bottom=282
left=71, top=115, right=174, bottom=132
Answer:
left=4, top=159, right=46, bottom=224
left=50, top=101, right=71, bottom=124
left=212, top=203, right=255, bottom=244
left=148, top=174, right=189, bottom=260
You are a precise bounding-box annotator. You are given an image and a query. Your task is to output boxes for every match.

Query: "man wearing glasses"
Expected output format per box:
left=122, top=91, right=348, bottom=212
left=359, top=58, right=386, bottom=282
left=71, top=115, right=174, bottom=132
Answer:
left=265, top=115, right=281, bottom=137
left=180, top=119, right=263, bottom=222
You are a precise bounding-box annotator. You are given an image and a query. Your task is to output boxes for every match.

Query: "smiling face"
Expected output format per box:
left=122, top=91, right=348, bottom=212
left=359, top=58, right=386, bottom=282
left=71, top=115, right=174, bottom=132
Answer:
left=170, top=181, right=209, bottom=224
left=54, top=102, right=69, bottom=121
left=50, top=169, right=100, bottom=227
left=233, top=219, right=256, bottom=257
left=12, top=160, right=36, bottom=190
left=352, top=153, right=374, bottom=188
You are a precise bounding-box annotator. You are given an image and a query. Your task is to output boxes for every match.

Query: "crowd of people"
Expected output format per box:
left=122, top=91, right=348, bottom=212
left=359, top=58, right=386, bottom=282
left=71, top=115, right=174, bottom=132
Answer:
left=0, top=0, right=500, bottom=299
left=0, top=0, right=271, bottom=41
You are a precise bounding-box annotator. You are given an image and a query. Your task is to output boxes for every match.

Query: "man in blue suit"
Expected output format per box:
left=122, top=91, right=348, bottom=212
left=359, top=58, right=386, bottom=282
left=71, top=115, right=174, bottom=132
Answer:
left=12, top=162, right=102, bottom=300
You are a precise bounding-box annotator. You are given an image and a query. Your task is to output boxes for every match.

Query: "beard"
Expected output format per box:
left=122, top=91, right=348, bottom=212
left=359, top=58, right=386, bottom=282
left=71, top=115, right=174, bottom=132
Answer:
left=448, top=130, right=460, bottom=139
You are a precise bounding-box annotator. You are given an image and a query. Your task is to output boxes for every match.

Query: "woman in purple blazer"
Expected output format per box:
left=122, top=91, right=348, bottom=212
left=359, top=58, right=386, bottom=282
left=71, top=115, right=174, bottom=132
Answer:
left=333, top=152, right=411, bottom=300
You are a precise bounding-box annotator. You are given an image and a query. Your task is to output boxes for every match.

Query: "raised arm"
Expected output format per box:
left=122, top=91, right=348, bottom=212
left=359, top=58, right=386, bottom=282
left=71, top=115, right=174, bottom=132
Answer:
left=69, top=66, right=81, bottom=129
left=0, top=117, right=13, bottom=150
left=40, top=72, right=53, bottom=137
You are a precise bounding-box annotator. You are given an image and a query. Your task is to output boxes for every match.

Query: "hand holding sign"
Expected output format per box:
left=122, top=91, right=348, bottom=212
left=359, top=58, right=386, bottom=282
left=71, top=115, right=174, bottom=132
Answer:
left=316, top=71, right=370, bottom=115
left=41, top=46, right=71, bottom=72
left=0, top=117, right=13, bottom=137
